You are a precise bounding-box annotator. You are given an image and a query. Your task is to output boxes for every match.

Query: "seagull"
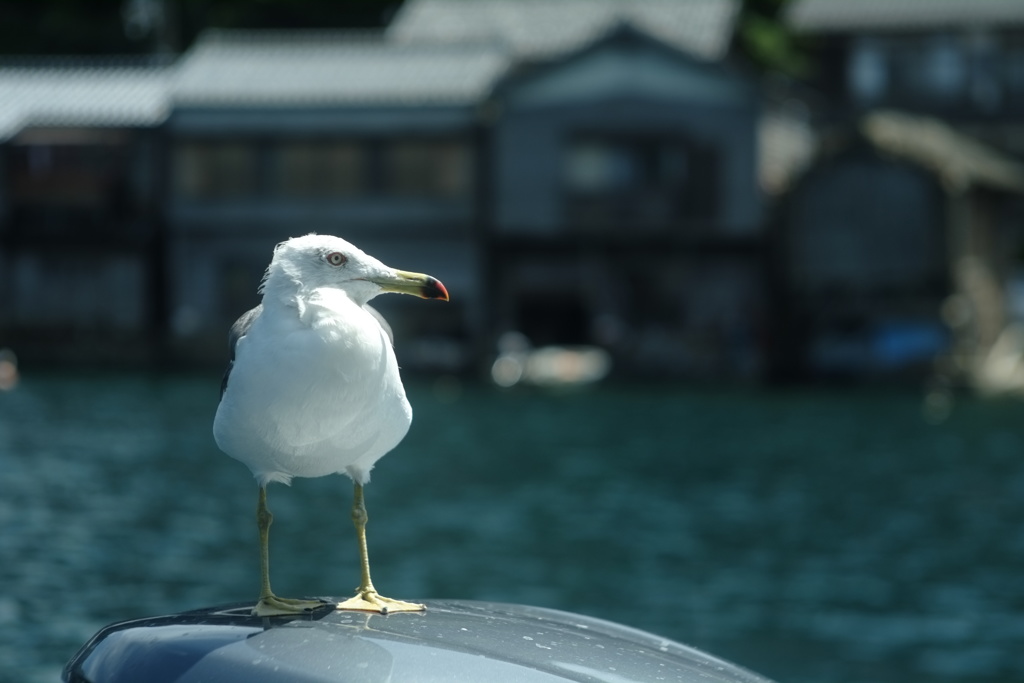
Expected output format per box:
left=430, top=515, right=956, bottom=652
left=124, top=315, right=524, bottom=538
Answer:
left=213, top=234, right=449, bottom=616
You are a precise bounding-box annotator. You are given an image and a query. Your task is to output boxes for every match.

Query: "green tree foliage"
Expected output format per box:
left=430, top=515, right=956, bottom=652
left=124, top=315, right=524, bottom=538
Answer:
left=734, top=0, right=812, bottom=77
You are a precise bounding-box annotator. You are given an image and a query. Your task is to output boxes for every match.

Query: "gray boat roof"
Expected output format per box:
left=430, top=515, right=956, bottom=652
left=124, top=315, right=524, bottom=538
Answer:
left=64, top=599, right=775, bottom=683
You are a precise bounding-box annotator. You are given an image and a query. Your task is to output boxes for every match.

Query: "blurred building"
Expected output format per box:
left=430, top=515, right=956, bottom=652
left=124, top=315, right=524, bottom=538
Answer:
left=779, top=0, right=1024, bottom=387
left=0, top=59, right=171, bottom=363
left=786, top=0, right=1024, bottom=142
left=775, top=111, right=1024, bottom=381
left=162, top=29, right=495, bottom=370
left=0, top=0, right=768, bottom=378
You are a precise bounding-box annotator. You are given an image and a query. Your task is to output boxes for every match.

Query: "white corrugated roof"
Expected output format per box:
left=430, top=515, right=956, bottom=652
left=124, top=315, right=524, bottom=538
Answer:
left=171, top=30, right=512, bottom=106
left=0, top=1, right=741, bottom=135
left=0, top=60, right=172, bottom=141
left=787, top=0, right=1024, bottom=33
left=389, top=0, right=739, bottom=61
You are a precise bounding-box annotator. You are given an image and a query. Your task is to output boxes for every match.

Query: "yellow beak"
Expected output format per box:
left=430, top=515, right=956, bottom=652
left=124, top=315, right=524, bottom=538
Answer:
left=371, top=270, right=449, bottom=301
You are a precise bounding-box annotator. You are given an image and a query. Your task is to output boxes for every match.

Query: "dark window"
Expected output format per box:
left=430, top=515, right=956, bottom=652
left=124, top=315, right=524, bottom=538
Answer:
left=515, top=295, right=590, bottom=346
left=10, top=136, right=129, bottom=207
left=274, top=141, right=365, bottom=198
left=7, top=129, right=136, bottom=238
left=172, top=137, right=474, bottom=202
left=382, top=139, right=472, bottom=198
left=1007, top=43, right=1024, bottom=102
left=563, top=134, right=717, bottom=232
left=848, top=38, right=890, bottom=105
left=173, top=141, right=260, bottom=200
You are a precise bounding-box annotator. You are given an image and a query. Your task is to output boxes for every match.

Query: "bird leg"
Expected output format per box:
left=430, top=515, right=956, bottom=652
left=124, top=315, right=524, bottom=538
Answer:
left=336, top=482, right=425, bottom=614
left=253, top=486, right=329, bottom=617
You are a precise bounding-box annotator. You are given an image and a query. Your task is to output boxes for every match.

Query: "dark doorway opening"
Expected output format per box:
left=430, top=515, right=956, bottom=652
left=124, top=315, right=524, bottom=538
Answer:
left=515, top=295, right=590, bottom=346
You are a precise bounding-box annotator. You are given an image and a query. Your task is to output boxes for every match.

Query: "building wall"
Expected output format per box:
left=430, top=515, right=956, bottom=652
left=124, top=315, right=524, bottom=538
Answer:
left=483, top=34, right=766, bottom=378
left=491, top=35, right=760, bottom=237
left=779, top=149, right=951, bottom=378
left=0, top=127, right=162, bottom=363
left=787, top=152, right=945, bottom=293
left=162, top=106, right=484, bottom=367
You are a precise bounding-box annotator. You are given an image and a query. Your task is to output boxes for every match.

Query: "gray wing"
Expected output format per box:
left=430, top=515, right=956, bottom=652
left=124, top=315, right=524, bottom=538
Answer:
left=363, top=304, right=394, bottom=346
left=220, top=304, right=263, bottom=397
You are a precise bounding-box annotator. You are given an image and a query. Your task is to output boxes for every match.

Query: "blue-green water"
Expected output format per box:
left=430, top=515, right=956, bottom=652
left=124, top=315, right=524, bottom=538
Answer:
left=2, top=373, right=1024, bottom=683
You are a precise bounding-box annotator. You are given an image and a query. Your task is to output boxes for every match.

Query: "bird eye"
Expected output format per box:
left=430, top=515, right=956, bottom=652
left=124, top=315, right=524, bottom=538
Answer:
left=326, top=252, right=347, bottom=266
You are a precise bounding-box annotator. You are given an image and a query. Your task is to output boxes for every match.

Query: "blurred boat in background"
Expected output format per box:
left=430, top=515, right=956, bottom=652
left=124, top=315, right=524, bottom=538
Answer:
left=491, top=332, right=612, bottom=388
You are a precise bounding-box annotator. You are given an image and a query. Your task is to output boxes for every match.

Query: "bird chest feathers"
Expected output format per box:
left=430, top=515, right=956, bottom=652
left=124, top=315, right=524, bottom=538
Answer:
left=225, top=292, right=409, bottom=454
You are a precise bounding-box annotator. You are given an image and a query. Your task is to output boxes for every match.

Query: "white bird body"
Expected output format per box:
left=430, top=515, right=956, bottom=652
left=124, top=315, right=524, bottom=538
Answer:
left=212, top=233, right=447, bottom=616
left=213, top=285, right=411, bottom=486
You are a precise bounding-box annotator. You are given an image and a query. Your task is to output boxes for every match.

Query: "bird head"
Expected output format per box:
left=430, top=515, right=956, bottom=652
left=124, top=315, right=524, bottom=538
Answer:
left=261, top=234, right=449, bottom=306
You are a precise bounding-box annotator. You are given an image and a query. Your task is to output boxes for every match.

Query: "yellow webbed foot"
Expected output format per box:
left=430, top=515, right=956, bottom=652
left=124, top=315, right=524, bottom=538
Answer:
left=253, top=595, right=331, bottom=617
left=336, top=589, right=425, bottom=614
